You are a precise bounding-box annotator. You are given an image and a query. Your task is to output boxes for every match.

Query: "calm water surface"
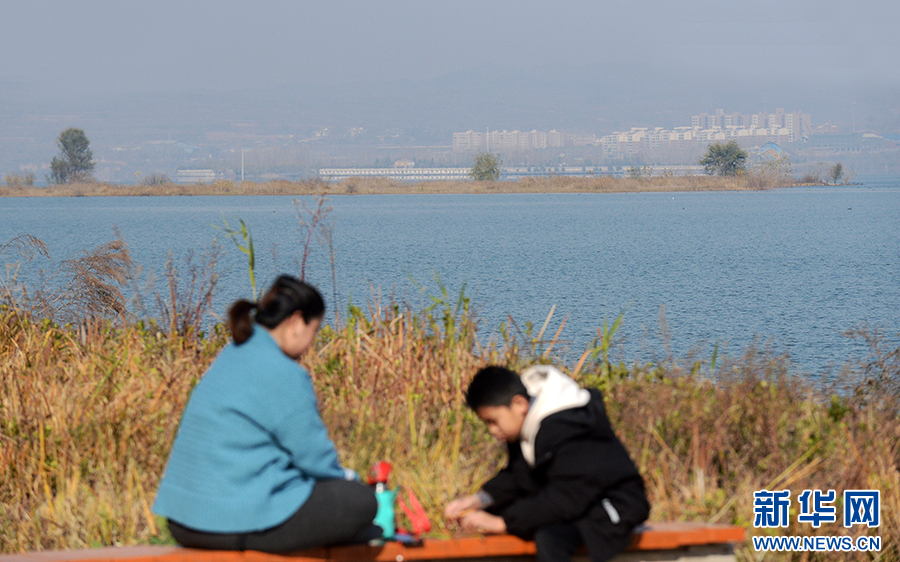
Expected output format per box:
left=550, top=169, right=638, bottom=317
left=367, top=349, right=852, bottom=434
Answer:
left=2, top=178, right=898, bottom=378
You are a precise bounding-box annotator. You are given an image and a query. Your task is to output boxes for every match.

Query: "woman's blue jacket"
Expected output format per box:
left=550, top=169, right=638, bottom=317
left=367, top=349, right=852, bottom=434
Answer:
left=153, top=328, right=346, bottom=533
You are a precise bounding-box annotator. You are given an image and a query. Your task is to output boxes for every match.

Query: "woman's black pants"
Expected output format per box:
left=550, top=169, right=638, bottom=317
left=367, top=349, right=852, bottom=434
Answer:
left=167, top=479, right=378, bottom=553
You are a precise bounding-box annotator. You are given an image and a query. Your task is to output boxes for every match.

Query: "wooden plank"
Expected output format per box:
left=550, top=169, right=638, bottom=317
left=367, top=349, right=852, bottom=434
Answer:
left=0, top=523, right=745, bottom=562
left=628, top=523, right=745, bottom=550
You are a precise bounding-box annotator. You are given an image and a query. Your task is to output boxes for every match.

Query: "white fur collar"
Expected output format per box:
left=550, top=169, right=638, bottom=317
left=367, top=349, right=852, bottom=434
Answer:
left=518, top=365, right=591, bottom=466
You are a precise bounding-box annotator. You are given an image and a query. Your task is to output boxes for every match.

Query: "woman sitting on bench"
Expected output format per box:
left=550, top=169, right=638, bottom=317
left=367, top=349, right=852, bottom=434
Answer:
left=153, top=275, right=377, bottom=552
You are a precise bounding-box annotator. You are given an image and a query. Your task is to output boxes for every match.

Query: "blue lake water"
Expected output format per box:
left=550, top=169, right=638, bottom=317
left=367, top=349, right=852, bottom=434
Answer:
left=2, top=177, right=898, bottom=379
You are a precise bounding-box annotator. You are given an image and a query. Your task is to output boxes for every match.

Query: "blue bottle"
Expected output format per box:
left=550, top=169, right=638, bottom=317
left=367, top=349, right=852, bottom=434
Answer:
left=373, top=483, right=397, bottom=539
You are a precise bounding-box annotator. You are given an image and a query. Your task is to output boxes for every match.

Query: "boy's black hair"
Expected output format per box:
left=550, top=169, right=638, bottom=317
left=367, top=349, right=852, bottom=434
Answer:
left=466, top=366, right=530, bottom=410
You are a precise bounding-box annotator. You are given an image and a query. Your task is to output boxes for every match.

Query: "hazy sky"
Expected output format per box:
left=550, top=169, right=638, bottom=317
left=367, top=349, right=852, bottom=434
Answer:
left=3, top=0, right=898, bottom=97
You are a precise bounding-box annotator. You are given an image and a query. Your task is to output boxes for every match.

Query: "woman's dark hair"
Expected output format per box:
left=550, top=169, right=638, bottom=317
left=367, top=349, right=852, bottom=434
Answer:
left=466, top=366, right=529, bottom=410
left=227, top=275, right=325, bottom=345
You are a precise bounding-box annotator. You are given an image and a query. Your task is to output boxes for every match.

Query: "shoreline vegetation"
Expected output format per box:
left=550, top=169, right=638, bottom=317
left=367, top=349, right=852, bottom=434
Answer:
left=0, top=174, right=796, bottom=198
left=2, top=215, right=897, bottom=561
left=1, top=294, right=897, bottom=560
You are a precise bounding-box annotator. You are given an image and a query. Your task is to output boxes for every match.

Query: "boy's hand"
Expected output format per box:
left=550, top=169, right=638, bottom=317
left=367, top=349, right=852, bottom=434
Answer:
left=459, top=510, right=506, bottom=534
left=444, top=494, right=483, bottom=520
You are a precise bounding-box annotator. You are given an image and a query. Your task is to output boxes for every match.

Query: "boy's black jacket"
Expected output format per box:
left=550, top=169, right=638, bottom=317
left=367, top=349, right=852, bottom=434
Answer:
left=481, top=388, right=650, bottom=539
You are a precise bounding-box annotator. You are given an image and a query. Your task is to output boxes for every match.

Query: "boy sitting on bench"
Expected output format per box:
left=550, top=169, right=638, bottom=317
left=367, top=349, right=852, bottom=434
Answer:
left=445, top=365, right=650, bottom=562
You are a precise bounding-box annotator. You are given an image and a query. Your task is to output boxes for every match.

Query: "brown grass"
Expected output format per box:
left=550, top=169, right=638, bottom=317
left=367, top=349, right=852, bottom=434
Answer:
left=0, top=174, right=783, bottom=198
left=1, top=292, right=897, bottom=559
left=0, top=312, right=224, bottom=550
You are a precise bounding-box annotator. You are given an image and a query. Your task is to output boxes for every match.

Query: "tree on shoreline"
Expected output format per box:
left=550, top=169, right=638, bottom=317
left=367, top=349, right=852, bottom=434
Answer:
left=699, top=140, right=747, bottom=176
left=49, top=128, right=95, bottom=184
left=829, top=162, right=844, bottom=185
left=469, top=151, right=502, bottom=181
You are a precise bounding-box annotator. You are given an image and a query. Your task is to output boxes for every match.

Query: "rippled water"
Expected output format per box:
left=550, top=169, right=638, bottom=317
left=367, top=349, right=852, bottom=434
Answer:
left=2, top=178, right=898, bottom=378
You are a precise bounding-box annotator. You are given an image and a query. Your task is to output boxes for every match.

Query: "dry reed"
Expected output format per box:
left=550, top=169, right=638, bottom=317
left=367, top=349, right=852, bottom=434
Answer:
left=0, top=174, right=783, bottom=199
left=1, top=266, right=896, bottom=560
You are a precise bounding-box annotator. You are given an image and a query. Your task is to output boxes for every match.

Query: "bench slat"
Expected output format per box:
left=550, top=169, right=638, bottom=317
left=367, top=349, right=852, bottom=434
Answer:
left=0, top=523, right=745, bottom=562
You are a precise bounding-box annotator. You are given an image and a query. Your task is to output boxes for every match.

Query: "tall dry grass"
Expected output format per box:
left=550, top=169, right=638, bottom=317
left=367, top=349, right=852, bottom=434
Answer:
left=0, top=174, right=780, bottom=198
left=0, top=310, right=226, bottom=550
left=2, top=294, right=898, bottom=559
left=607, top=351, right=899, bottom=560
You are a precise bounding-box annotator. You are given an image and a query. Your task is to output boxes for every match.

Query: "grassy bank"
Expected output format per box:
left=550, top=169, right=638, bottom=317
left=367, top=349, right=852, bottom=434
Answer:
left=0, top=174, right=785, bottom=198
left=1, top=293, right=897, bottom=560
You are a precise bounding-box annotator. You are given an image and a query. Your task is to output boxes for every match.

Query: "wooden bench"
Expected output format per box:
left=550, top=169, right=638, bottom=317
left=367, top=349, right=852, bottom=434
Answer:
left=0, top=522, right=745, bottom=562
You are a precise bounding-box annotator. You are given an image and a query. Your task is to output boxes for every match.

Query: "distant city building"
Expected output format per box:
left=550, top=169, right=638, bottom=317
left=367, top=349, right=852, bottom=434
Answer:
left=453, top=108, right=813, bottom=158
left=453, top=129, right=593, bottom=152
left=692, top=108, right=811, bottom=142
left=176, top=169, right=217, bottom=184
left=318, top=167, right=471, bottom=181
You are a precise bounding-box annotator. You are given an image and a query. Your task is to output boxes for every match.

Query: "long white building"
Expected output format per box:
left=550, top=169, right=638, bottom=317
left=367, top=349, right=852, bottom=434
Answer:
left=453, top=130, right=594, bottom=152
left=318, top=167, right=471, bottom=181
left=600, top=125, right=796, bottom=157
left=692, top=108, right=811, bottom=142
left=452, top=108, right=811, bottom=158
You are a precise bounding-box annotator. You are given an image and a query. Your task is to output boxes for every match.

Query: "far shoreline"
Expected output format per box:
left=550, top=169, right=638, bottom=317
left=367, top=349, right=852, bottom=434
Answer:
left=0, top=175, right=800, bottom=198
